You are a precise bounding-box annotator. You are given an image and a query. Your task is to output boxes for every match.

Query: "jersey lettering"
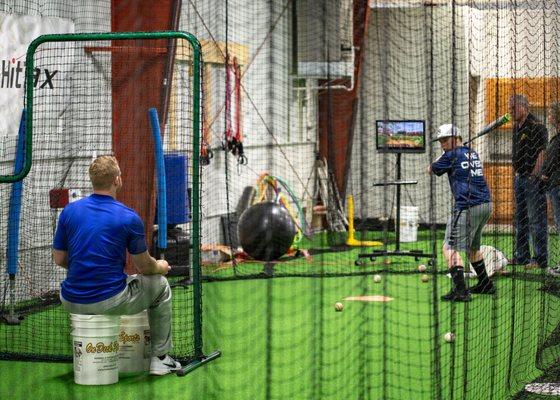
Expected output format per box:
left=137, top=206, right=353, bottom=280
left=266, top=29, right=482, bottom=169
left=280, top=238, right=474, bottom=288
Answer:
left=460, top=152, right=483, bottom=177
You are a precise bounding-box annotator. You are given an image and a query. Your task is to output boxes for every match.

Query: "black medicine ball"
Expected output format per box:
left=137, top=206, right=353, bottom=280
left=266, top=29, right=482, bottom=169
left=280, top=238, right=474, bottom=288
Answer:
left=237, top=202, right=297, bottom=261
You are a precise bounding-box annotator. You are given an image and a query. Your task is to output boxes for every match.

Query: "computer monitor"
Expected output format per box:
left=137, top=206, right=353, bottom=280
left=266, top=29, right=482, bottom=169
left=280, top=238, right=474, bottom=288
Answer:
left=375, top=120, right=426, bottom=153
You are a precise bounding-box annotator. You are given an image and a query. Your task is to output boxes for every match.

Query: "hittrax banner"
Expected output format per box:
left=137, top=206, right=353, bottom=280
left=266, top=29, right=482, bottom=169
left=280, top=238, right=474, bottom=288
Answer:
left=0, top=13, right=74, bottom=162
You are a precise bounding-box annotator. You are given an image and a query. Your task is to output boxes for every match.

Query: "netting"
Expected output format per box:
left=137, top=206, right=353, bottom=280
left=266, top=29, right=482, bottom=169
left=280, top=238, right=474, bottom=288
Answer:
left=1, top=0, right=560, bottom=399
left=182, top=1, right=560, bottom=398
left=0, top=31, right=203, bottom=364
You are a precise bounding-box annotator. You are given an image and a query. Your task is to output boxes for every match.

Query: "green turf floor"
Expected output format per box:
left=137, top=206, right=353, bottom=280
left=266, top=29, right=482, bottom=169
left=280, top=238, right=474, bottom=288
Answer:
left=1, top=271, right=558, bottom=400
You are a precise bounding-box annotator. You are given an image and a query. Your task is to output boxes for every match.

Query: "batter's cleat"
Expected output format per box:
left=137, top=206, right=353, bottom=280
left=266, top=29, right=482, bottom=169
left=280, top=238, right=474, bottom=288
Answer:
left=524, top=261, right=541, bottom=270
left=469, top=281, right=496, bottom=294
left=441, top=290, right=471, bottom=302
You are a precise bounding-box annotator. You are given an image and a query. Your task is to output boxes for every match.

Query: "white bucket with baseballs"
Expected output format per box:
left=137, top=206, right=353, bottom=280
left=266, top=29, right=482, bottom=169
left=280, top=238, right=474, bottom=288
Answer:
left=398, top=206, right=419, bottom=242
left=118, top=310, right=151, bottom=373
left=70, top=314, right=120, bottom=385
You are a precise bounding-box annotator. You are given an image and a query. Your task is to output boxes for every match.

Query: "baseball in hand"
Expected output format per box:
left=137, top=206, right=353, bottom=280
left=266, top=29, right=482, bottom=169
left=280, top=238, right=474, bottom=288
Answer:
left=157, top=259, right=170, bottom=275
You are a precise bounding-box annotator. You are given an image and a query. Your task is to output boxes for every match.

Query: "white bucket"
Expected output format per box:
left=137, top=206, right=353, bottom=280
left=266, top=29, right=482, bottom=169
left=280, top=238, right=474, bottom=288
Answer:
left=70, top=314, right=120, bottom=385
left=398, top=206, right=419, bottom=243
left=118, top=310, right=151, bottom=373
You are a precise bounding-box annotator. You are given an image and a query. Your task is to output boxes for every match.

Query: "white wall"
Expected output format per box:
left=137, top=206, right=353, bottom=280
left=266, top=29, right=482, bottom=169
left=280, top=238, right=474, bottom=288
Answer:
left=468, top=6, right=559, bottom=160
left=181, top=0, right=318, bottom=244
left=0, top=1, right=111, bottom=302
left=0, top=0, right=320, bottom=302
left=354, top=3, right=558, bottom=223
left=352, top=5, right=468, bottom=223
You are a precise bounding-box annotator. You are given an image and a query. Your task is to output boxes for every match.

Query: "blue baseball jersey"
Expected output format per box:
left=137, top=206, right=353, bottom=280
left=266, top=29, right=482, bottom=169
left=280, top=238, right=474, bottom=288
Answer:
left=431, top=146, right=491, bottom=211
left=53, top=194, right=147, bottom=304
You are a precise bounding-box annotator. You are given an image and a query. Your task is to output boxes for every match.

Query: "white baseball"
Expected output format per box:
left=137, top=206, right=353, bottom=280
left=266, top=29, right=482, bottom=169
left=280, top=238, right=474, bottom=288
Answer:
left=444, top=332, right=455, bottom=343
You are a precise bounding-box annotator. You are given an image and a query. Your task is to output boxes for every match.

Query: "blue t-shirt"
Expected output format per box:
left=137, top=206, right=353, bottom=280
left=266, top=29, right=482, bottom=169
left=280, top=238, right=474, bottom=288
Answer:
left=431, top=146, right=491, bottom=211
left=53, top=194, right=147, bottom=304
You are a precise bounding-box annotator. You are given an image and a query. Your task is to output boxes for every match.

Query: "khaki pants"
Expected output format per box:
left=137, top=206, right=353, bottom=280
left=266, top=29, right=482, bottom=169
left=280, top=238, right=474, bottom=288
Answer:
left=61, top=274, right=173, bottom=357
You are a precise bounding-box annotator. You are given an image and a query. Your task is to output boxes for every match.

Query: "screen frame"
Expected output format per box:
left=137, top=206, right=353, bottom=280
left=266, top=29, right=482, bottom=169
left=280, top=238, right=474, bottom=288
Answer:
left=375, top=119, right=426, bottom=154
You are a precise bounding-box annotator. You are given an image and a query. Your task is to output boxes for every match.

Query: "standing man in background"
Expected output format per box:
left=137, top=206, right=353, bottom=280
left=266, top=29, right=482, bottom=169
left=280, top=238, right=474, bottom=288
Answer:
left=509, top=94, right=548, bottom=269
left=543, top=102, right=560, bottom=276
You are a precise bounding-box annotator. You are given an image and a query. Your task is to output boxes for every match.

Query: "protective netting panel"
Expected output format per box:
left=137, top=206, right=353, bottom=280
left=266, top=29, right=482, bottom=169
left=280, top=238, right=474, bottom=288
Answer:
left=0, top=1, right=560, bottom=399
left=356, top=3, right=559, bottom=398
left=183, top=1, right=560, bottom=399
left=0, top=34, right=199, bottom=362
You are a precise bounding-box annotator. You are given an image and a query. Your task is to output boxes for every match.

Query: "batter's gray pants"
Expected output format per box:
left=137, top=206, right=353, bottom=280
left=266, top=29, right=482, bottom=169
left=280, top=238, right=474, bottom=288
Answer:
left=444, top=202, right=493, bottom=252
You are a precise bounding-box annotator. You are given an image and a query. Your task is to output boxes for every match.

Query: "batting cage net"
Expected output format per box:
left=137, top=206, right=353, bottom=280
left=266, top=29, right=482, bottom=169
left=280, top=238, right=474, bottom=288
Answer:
left=0, top=0, right=560, bottom=399
left=0, top=30, right=209, bottom=368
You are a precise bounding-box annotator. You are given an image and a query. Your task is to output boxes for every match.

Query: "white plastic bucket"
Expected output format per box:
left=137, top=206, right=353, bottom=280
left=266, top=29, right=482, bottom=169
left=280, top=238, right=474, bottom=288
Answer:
left=70, top=314, right=120, bottom=385
left=398, top=206, right=419, bottom=243
left=118, top=310, right=151, bottom=373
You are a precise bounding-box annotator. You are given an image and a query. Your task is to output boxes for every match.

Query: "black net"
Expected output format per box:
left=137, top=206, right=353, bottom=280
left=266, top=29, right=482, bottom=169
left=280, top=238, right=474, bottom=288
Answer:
left=0, top=1, right=560, bottom=399
left=0, top=33, right=200, bottom=363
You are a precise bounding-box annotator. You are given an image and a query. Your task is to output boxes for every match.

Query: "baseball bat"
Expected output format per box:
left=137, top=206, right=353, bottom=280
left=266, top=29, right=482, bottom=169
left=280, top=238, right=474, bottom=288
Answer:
left=463, top=113, right=511, bottom=145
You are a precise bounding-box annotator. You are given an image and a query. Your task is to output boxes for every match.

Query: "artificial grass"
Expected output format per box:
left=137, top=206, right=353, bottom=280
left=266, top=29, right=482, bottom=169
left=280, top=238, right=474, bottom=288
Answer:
left=1, top=230, right=558, bottom=399
left=1, top=271, right=557, bottom=400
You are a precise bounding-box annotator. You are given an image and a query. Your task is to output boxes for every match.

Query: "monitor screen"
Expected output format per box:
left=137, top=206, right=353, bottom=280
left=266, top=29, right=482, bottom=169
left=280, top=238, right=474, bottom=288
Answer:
left=375, top=120, right=426, bottom=153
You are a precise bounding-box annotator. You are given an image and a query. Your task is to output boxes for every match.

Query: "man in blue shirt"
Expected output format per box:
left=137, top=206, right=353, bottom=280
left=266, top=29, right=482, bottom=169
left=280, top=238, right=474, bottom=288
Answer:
left=53, top=155, right=181, bottom=375
left=429, top=124, right=495, bottom=302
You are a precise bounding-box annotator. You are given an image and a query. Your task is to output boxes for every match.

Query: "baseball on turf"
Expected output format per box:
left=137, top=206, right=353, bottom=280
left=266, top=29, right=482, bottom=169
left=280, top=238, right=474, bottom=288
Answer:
left=418, top=264, right=427, bottom=272
left=335, top=302, right=344, bottom=312
left=373, top=274, right=382, bottom=283
left=444, top=332, right=455, bottom=343
left=420, top=274, right=429, bottom=282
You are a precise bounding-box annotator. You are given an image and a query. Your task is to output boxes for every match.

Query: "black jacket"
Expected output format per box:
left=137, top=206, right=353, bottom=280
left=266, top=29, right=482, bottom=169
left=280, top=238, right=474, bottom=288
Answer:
left=541, top=133, right=560, bottom=189
left=512, top=113, right=548, bottom=175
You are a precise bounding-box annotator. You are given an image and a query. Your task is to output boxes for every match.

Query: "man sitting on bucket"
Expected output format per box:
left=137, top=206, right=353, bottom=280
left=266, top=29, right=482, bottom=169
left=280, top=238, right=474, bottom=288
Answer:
left=52, top=155, right=181, bottom=375
left=428, top=124, right=495, bottom=302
